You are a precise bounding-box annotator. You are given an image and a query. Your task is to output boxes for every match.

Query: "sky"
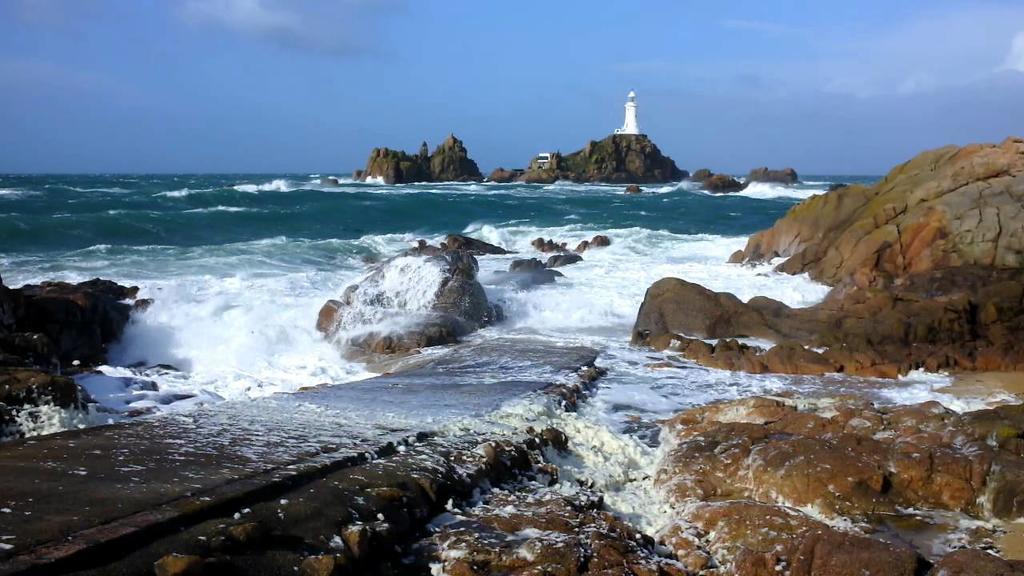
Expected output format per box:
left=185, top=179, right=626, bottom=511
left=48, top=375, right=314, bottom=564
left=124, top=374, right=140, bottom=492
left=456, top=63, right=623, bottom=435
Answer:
left=1, top=0, right=1023, bottom=174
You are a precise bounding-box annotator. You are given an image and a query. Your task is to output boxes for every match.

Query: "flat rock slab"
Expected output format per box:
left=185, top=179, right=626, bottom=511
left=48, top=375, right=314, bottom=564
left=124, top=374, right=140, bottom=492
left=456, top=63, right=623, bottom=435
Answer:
left=0, top=339, right=596, bottom=574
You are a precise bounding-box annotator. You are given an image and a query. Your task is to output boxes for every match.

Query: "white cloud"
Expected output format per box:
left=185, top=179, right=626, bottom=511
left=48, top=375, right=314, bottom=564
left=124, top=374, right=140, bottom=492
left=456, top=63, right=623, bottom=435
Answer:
left=1004, top=31, right=1024, bottom=73
left=181, top=0, right=400, bottom=55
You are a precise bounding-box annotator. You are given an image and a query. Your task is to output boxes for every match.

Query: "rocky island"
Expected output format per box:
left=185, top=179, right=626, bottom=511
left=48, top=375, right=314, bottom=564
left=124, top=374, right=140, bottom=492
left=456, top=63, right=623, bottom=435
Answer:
left=353, top=134, right=483, bottom=184
left=507, top=133, right=688, bottom=184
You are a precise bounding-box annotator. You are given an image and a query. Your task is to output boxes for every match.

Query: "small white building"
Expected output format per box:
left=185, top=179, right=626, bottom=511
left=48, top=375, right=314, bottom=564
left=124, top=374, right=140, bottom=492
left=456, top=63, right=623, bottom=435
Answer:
left=614, top=90, right=641, bottom=135
left=533, top=152, right=553, bottom=168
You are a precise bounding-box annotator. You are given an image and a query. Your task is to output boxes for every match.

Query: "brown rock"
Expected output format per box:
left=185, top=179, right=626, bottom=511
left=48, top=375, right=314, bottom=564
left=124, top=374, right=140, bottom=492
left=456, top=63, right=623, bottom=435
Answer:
left=443, top=234, right=509, bottom=255
left=746, top=166, right=799, bottom=185
left=153, top=554, right=206, bottom=576
left=735, top=137, right=1024, bottom=288
left=625, top=184, right=642, bottom=194
left=703, top=173, right=744, bottom=193
left=928, top=549, right=1024, bottom=575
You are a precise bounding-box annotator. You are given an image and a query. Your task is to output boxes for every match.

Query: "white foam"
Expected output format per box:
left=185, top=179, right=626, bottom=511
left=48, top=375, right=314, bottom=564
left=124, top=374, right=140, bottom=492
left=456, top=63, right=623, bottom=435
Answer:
left=731, top=182, right=824, bottom=200
left=183, top=206, right=256, bottom=213
left=0, top=189, right=39, bottom=199
left=233, top=179, right=295, bottom=193
left=154, top=187, right=215, bottom=198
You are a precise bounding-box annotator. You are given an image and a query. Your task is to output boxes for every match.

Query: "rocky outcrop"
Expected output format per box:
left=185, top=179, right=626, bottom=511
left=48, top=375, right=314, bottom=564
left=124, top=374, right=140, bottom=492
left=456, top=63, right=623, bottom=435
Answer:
left=691, top=168, right=713, bottom=182
left=429, top=134, right=484, bottom=182
left=518, top=134, right=687, bottom=184
left=353, top=134, right=483, bottom=184
left=575, top=234, right=611, bottom=253
left=486, top=167, right=523, bottom=183
left=746, top=166, right=799, bottom=185
left=317, top=251, right=502, bottom=355
left=733, top=137, right=1024, bottom=288
left=625, top=184, right=642, bottom=194
left=443, top=234, right=509, bottom=255
left=0, top=278, right=140, bottom=369
left=636, top=137, right=1024, bottom=378
left=702, top=173, right=744, bottom=193
left=633, top=267, right=1024, bottom=377
left=655, top=396, right=1024, bottom=574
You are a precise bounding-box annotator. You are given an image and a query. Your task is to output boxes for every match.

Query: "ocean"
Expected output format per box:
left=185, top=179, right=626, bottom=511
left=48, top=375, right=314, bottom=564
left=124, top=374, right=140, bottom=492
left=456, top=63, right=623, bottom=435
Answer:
left=2, top=172, right=1012, bottom=535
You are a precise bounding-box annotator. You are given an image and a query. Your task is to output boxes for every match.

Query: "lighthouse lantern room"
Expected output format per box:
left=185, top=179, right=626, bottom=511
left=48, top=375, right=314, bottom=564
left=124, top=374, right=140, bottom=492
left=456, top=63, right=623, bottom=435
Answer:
left=614, top=90, right=641, bottom=135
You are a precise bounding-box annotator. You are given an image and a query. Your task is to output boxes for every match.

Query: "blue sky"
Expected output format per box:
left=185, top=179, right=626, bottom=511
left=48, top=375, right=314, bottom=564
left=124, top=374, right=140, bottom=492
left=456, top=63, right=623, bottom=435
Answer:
left=1, top=0, right=1022, bottom=174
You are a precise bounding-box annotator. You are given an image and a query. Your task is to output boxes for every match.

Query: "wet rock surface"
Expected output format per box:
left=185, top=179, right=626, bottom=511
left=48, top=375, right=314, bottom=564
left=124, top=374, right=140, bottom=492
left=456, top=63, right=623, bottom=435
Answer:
left=317, top=249, right=502, bottom=355
left=0, top=278, right=142, bottom=441
left=654, top=395, right=1024, bottom=574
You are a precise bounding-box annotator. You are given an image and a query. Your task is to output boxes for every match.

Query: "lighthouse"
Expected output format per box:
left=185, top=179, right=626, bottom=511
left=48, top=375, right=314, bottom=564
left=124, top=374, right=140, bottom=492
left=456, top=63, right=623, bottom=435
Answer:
left=614, top=90, right=641, bottom=135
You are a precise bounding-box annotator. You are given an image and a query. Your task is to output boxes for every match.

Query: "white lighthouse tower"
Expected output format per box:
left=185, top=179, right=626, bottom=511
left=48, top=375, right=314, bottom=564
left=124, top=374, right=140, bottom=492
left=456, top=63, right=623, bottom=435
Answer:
left=614, top=90, right=641, bottom=135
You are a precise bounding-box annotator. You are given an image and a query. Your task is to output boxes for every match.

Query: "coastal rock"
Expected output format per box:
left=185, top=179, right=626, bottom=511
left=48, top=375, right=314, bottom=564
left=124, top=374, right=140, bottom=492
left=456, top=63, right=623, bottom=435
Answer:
left=429, top=134, right=484, bottom=182
left=690, top=168, right=713, bottom=181
left=654, top=396, right=1024, bottom=573
left=745, top=166, right=799, bottom=185
left=546, top=253, right=582, bottom=268
left=317, top=251, right=501, bottom=355
left=657, top=396, right=1024, bottom=520
left=422, top=486, right=681, bottom=576
left=518, top=134, right=687, bottom=184
left=631, top=278, right=778, bottom=344
left=575, top=234, right=611, bottom=253
left=663, top=500, right=924, bottom=576
left=633, top=267, right=1024, bottom=377
left=503, top=258, right=562, bottom=286
left=928, top=549, right=1024, bottom=575
left=531, top=237, right=568, bottom=253
left=443, top=234, right=509, bottom=255
left=1, top=367, right=86, bottom=440
left=702, top=173, right=744, bottom=193
left=0, top=278, right=139, bottom=368
left=354, top=134, right=483, bottom=184
left=625, top=184, right=642, bottom=194
left=486, top=167, right=522, bottom=183
left=733, top=137, right=1024, bottom=288
left=318, top=176, right=340, bottom=186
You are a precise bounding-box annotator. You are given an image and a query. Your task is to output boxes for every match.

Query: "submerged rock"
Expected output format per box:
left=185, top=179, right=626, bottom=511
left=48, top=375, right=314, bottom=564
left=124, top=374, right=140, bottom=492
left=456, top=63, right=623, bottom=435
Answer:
left=625, top=184, right=642, bottom=194
left=546, top=253, right=583, bottom=268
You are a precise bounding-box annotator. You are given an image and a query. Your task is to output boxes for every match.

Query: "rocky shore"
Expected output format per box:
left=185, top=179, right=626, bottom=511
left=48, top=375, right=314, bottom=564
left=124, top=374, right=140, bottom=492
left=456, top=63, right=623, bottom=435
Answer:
left=0, top=277, right=145, bottom=440
left=634, top=137, right=1024, bottom=378
left=353, top=135, right=483, bottom=184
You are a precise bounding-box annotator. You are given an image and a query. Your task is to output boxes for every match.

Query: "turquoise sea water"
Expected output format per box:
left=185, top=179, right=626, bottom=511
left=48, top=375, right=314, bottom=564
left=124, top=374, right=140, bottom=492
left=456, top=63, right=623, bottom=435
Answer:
left=9, top=172, right=968, bottom=438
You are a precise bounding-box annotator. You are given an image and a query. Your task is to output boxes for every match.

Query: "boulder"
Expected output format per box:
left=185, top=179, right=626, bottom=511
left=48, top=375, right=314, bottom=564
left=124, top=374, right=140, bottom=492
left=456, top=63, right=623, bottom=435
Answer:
left=703, top=173, right=744, bottom=193
left=517, top=134, right=687, bottom=184
left=745, top=166, right=799, bottom=185
left=443, top=234, right=509, bottom=255
left=625, top=184, right=642, bottom=194
left=631, top=278, right=778, bottom=344
left=319, top=176, right=340, bottom=186
left=317, top=251, right=501, bottom=355
left=503, top=258, right=562, bottom=287
left=546, top=253, right=582, bottom=268
left=734, top=137, right=1024, bottom=288
left=353, top=134, right=483, bottom=184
